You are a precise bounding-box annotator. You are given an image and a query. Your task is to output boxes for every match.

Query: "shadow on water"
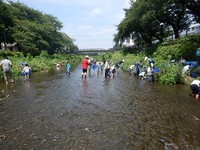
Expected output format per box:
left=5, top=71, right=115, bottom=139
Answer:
left=0, top=66, right=200, bottom=149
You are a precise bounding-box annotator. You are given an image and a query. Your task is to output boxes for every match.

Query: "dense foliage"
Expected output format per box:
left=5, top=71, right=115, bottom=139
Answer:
left=0, top=0, right=78, bottom=56
left=153, top=34, right=200, bottom=60
left=114, top=0, right=200, bottom=50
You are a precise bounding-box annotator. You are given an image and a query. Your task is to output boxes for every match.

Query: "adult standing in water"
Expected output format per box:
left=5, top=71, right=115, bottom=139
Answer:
left=0, top=55, right=14, bottom=84
left=82, top=55, right=92, bottom=79
left=104, top=60, right=111, bottom=78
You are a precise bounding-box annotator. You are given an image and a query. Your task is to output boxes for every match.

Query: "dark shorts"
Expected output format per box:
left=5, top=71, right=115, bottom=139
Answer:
left=191, top=84, right=200, bottom=94
left=82, top=69, right=87, bottom=73
left=112, top=68, right=116, bottom=74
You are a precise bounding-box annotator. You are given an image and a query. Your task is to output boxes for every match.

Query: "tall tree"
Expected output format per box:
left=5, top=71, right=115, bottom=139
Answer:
left=115, top=0, right=191, bottom=49
left=176, top=0, right=200, bottom=22
left=0, top=0, right=13, bottom=43
left=0, top=1, right=78, bottom=55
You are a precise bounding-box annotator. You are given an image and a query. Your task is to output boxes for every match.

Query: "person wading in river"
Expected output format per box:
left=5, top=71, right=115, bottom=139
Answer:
left=104, top=60, right=111, bottom=78
left=22, top=64, right=31, bottom=80
left=0, top=55, right=14, bottom=84
left=190, top=79, right=200, bottom=99
left=82, top=55, right=92, bottom=79
left=66, top=61, right=71, bottom=77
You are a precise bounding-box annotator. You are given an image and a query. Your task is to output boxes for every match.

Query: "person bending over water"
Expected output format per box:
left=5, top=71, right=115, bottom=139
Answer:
left=190, top=79, right=200, bottom=99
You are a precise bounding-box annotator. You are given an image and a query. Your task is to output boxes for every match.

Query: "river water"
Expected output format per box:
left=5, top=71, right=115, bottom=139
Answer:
left=0, top=66, right=200, bottom=150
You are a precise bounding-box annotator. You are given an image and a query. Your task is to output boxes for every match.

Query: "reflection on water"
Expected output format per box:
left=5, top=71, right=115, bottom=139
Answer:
left=0, top=66, right=200, bottom=149
left=82, top=80, right=89, bottom=95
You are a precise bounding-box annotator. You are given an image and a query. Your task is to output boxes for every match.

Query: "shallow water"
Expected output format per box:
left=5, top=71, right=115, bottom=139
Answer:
left=0, top=66, right=200, bottom=150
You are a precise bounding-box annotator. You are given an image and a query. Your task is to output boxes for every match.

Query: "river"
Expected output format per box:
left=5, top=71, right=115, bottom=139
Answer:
left=0, top=66, right=200, bottom=150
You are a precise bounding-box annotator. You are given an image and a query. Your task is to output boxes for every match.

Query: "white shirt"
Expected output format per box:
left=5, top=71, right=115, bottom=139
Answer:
left=147, top=67, right=153, bottom=75
left=0, top=59, right=12, bottom=71
left=104, top=61, right=110, bottom=69
left=23, top=66, right=31, bottom=73
left=130, top=65, right=135, bottom=69
left=182, top=65, right=190, bottom=74
left=110, top=65, right=115, bottom=71
left=191, top=80, right=200, bottom=87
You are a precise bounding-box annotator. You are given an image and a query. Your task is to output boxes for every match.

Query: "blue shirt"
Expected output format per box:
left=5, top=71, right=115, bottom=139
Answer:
left=66, top=63, right=71, bottom=71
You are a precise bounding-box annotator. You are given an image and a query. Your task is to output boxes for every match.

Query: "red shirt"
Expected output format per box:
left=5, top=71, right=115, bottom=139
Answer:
left=82, top=58, right=91, bottom=69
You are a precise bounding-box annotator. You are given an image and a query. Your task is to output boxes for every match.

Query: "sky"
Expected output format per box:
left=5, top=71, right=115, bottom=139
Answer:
left=11, top=0, right=131, bottom=49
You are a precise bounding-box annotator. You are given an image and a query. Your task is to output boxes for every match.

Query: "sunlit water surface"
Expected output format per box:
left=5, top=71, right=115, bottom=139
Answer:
left=0, top=66, right=200, bottom=149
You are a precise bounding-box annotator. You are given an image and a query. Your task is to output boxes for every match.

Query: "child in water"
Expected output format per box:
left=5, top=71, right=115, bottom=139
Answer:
left=22, top=64, right=31, bottom=80
left=66, top=61, right=71, bottom=76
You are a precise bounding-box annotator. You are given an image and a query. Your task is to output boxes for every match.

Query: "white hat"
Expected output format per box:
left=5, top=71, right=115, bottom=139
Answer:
left=85, top=55, right=89, bottom=58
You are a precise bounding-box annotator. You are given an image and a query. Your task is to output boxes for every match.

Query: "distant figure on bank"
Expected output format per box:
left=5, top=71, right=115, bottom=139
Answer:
left=56, top=62, right=62, bottom=70
left=66, top=61, right=71, bottom=76
left=134, top=63, right=140, bottom=77
left=145, top=56, right=155, bottom=68
left=190, top=79, right=200, bottom=99
left=0, top=55, right=14, bottom=84
left=116, top=60, right=124, bottom=70
left=182, top=65, right=190, bottom=74
left=82, top=55, right=92, bottom=79
left=22, top=64, right=31, bottom=80
left=147, top=66, right=154, bottom=82
left=139, top=66, right=147, bottom=80
left=129, top=64, right=135, bottom=75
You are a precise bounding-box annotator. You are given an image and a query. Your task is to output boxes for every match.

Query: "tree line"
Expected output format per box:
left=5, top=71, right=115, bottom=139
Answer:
left=114, top=0, right=200, bottom=49
left=0, top=0, right=78, bottom=56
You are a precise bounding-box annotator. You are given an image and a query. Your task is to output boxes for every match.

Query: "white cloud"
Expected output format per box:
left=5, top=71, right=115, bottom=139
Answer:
left=78, top=25, right=93, bottom=31
left=89, top=8, right=102, bottom=18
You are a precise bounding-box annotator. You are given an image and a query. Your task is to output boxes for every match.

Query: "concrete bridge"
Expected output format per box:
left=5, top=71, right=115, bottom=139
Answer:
left=75, top=48, right=115, bottom=55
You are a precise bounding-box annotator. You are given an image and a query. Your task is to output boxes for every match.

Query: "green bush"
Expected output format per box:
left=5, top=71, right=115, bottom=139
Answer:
left=153, top=34, right=200, bottom=61
left=153, top=44, right=182, bottom=60
left=158, top=63, right=184, bottom=84
left=39, top=50, right=50, bottom=59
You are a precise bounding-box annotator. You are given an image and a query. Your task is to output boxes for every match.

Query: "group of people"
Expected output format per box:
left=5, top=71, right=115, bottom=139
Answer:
left=1, top=54, right=200, bottom=101
left=55, top=61, right=71, bottom=77
left=80, top=54, right=200, bottom=101
left=80, top=55, right=156, bottom=81
left=20, top=62, right=32, bottom=80
left=81, top=55, right=117, bottom=80
left=0, top=55, right=32, bottom=85
left=129, top=56, right=155, bottom=82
